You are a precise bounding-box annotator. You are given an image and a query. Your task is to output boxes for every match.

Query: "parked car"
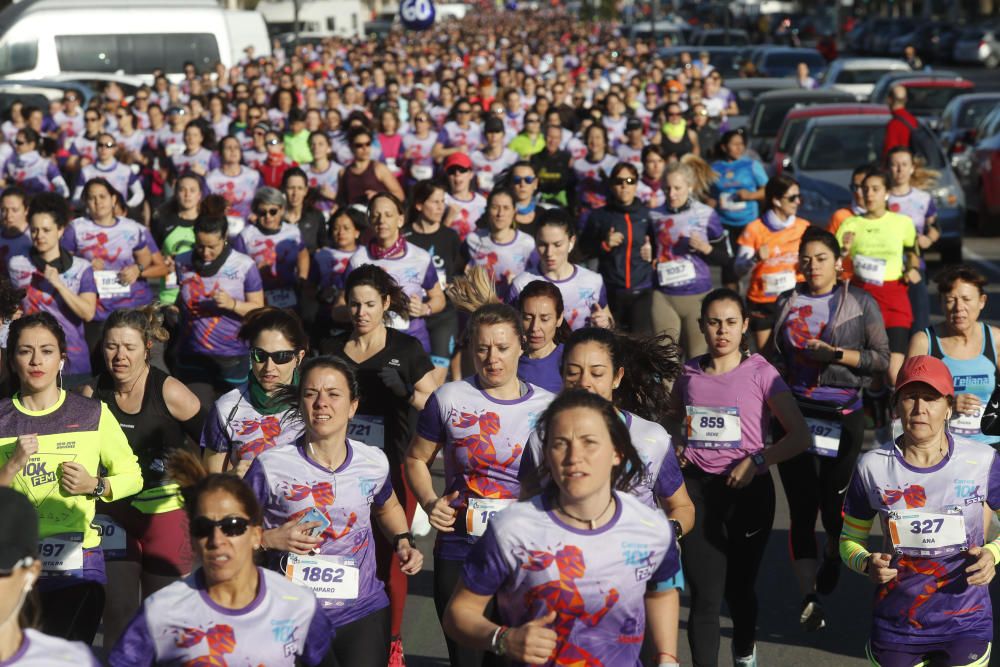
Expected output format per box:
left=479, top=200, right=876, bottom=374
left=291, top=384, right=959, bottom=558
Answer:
left=868, top=70, right=964, bottom=105
left=960, top=105, right=1000, bottom=214
left=938, top=92, right=1000, bottom=159
left=771, top=103, right=888, bottom=175
left=952, top=23, right=1000, bottom=69
left=629, top=20, right=689, bottom=45
left=887, top=21, right=956, bottom=62
left=820, top=57, right=912, bottom=101
left=723, top=77, right=799, bottom=127
left=0, top=79, right=93, bottom=116
left=797, top=172, right=852, bottom=227
left=787, top=113, right=965, bottom=262
left=870, top=75, right=974, bottom=130
left=746, top=88, right=856, bottom=161
left=869, top=18, right=918, bottom=56
left=691, top=28, right=750, bottom=47
left=752, top=47, right=827, bottom=78
left=974, top=133, right=1000, bottom=228
left=658, top=45, right=747, bottom=76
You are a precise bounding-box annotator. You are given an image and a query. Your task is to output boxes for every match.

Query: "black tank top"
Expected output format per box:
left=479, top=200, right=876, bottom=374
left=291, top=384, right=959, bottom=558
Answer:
left=661, top=132, right=694, bottom=160
left=94, top=366, right=186, bottom=491
left=340, top=161, right=383, bottom=205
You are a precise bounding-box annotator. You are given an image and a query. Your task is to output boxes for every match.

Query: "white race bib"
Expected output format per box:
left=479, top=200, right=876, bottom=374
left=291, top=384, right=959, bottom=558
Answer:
left=385, top=157, right=398, bottom=172
left=164, top=270, right=178, bottom=290
left=94, top=270, right=130, bottom=298
left=719, top=192, right=746, bottom=212
left=762, top=270, right=797, bottom=296
left=465, top=498, right=515, bottom=537
left=165, top=143, right=184, bottom=158
left=348, top=414, right=386, bottom=448
left=888, top=508, right=968, bottom=557
left=226, top=216, right=245, bottom=237
left=93, top=514, right=126, bottom=556
left=853, top=255, right=887, bottom=286
left=950, top=407, right=983, bottom=436
left=685, top=406, right=742, bottom=449
left=411, top=164, right=434, bottom=181
left=265, top=288, right=298, bottom=309
left=477, top=171, right=495, bottom=191
left=805, top=417, right=842, bottom=458
left=39, top=535, right=84, bottom=572
left=386, top=311, right=409, bottom=330
left=657, top=259, right=697, bottom=287
left=436, top=268, right=448, bottom=290
left=285, top=553, right=360, bottom=600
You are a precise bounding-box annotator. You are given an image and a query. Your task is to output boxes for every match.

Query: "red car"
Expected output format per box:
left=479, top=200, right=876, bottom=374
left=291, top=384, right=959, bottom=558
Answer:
left=975, top=132, right=1000, bottom=228
left=771, top=103, right=889, bottom=174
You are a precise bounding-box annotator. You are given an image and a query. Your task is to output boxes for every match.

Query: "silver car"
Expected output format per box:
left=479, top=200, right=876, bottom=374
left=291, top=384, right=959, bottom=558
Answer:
left=820, top=57, right=913, bottom=101
left=785, top=114, right=965, bottom=263
left=952, top=24, right=1000, bottom=69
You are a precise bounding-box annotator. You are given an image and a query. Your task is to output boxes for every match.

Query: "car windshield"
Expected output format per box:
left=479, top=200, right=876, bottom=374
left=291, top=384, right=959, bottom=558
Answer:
left=906, top=87, right=971, bottom=116
left=958, top=99, right=999, bottom=129
left=754, top=100, right=800, bottom=137
left=777, top=118, right=808, bottom=153
left=799, top=123, right=946, bottom=171
left=835, top=68, right=896, bottom=85
left=800, top=125, right=886, bottom=170
left=761, top=52, right=826, bottom=77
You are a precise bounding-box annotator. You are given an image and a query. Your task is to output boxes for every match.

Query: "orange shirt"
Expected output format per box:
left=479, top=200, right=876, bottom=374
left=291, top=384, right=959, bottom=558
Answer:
left=738, top=216, right=811, bottom=304
left=827, top=208, right=854, bottom=281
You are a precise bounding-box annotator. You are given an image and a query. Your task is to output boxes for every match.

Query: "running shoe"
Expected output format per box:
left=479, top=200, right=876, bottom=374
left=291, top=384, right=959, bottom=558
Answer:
left=411, top=503, right=432, bottom=537
left=733, top=644, right=757, bottom=667
left=815, top=553, right=841, bottom=595
left=388, top=635, right=406, bottom=667
left=800, top=594, right=826, bottom=631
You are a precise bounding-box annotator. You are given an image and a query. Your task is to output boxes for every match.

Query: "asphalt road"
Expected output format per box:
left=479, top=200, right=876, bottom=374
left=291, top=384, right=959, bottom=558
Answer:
left=399, top=226, right=1000, bottom=666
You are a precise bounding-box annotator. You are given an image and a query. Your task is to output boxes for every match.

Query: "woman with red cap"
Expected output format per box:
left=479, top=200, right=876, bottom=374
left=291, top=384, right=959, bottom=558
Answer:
left=840, top=355, right=1000, bottom=667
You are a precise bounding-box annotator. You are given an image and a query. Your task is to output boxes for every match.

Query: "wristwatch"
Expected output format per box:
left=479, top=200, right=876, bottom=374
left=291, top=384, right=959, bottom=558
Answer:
left=669, top=518, right=683, bottom=541
left=392, top=532, right=415, bottom=551
left=751, top=453, right=767, bottom=473
left=833, top=348, right=844, bottom=361
left=91, top=477, right=106, bottom=498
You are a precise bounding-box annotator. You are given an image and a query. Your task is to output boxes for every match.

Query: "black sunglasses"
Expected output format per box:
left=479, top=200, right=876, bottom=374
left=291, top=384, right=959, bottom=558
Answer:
left=783, top=194, right=802, bottom=202
left=257, top=207, right=282, bottom=218
left=14, top=139, right=26, bottom=146
left=191, top=515, right=251, bottom=539
left=512, top=176, right=536, bottom=185
left=447, top=166, right=471, bottom=175
left=267, top=138, right=281, bottom=146
left=353, top=141, right=371, bottom=149
left=99, top=141, right=116, bottom=149
left=86, top=116, right=101, bottom=122
left=612, top=177, right=637, bottom=186
left=250, top=347, right=297, bottom=364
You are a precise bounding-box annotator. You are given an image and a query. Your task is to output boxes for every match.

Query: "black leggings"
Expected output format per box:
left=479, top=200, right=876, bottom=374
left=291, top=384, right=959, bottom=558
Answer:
left=607, top=288, right=655, bottom=334
left=318, top=606, right=390, bottom=667
left=682, top=468, right=775, bottom=667
left=426, top=307, right=459, bottom=367
left=778, top=408, right=866, bottom=562
left=39, top=580, right=105, bottom=644
left=433, top=556, right=501, bottom=667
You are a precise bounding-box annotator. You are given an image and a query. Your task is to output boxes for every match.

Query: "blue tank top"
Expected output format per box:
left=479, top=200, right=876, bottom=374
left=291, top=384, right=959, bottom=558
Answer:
left=928, top=323, right=998, bottom=444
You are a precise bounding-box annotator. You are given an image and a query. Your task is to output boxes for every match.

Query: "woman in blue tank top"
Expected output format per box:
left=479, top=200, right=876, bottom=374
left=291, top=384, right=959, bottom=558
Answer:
left=907, top=265, right=1000, bottom=448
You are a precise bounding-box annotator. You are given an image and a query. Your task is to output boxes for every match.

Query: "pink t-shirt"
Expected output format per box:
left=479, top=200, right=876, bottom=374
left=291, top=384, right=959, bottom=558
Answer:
left=672, top=353, right=789, bottom=475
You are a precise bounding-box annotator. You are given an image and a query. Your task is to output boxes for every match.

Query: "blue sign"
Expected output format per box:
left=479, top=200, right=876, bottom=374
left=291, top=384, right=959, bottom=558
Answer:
left=400, top=0, right=436, bottom=30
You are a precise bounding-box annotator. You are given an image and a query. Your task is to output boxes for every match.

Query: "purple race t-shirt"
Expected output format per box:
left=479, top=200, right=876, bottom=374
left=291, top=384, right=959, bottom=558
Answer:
left=244, top=441, right=393, bottom=627
left=8, top=255, right=96, bottom=376
left=672, top=353, right=789, bottom=475
left=463, top=493, right=679, bottom=667
left=62, top=216, right=158, bottom=320
left=416, top=377, right=554, bottom=560
left=109, top=568, right=332, bottom=666
left=174, top=249, right=263, bottom=357
left=843, top=435, right=1000, bottom=644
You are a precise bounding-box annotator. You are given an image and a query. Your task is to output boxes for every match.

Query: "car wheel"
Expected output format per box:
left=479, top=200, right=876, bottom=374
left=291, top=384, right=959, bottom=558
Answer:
left=986, top=53, right=1000, bottom=69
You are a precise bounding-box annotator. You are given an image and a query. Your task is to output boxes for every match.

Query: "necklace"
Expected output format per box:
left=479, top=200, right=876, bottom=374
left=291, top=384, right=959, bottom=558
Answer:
left=556, top=496, right=615, bottom=530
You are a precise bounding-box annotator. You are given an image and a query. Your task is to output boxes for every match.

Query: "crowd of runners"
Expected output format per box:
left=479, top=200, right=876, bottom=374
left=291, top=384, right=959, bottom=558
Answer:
left=0, top=6, right=997, bottom=667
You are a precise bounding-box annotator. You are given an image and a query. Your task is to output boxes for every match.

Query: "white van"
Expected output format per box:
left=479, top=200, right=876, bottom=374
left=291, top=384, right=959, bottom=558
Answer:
left=0, top=0, right=272, bottom=82
left=257, top=0, right=366, bottom=38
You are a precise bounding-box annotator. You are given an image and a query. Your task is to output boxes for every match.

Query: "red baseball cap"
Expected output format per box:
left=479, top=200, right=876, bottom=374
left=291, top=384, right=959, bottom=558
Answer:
left=895, top=355, right=954, bottom=397
left=443, top=152, right=472, bottom=170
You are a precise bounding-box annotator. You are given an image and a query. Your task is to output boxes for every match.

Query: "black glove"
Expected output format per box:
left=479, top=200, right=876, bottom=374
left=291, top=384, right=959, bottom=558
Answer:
left=379, top=366, right=414, bottom=400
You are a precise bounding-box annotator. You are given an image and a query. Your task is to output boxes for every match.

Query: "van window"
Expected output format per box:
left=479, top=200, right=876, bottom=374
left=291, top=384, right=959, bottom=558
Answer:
left=0, top=41, right=38, bottom=76
left=56, top=34, right=220, bottom=75
left=327, top=17, right=336, bottom=31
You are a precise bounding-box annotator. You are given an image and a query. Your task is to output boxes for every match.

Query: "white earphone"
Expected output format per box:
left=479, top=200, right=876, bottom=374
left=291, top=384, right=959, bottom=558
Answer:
left=23, top=573, right=35, bottom=591
left=58, top=360, right=64, bottom=372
